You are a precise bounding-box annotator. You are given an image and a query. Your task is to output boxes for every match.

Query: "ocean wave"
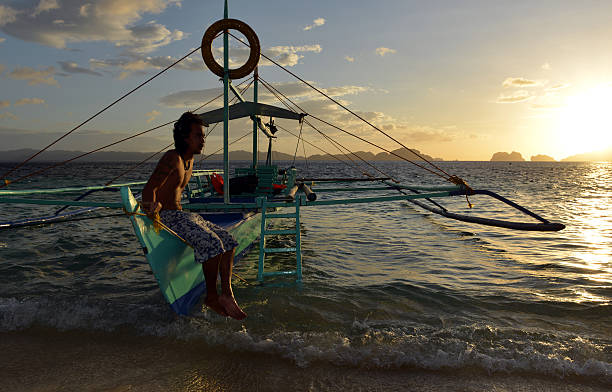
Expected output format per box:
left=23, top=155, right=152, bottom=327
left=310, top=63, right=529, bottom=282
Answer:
left=1, top=297, right=610, bottom=384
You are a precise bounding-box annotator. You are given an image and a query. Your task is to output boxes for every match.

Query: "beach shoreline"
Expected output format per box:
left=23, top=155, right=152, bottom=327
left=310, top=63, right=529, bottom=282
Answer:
left=1, top=327, right=609, bottom=392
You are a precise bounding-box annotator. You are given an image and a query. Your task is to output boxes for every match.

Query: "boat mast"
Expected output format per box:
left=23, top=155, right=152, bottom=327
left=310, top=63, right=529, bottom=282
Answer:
left=252, top=67, right=258, bottom=169
left=222, top=0, right=230, bottom=204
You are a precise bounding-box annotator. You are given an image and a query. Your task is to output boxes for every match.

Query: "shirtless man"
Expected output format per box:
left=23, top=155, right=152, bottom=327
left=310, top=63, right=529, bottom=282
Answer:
left=141, top=111, right=246, bottom=320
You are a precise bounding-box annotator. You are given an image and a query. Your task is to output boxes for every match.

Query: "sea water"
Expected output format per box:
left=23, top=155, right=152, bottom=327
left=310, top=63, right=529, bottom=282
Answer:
left=0, top=161, right=610, bottom=391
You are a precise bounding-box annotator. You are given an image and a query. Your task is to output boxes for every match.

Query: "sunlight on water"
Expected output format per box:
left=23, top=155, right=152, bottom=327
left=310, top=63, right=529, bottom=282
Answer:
left=566, top=163, right=612, bottom=283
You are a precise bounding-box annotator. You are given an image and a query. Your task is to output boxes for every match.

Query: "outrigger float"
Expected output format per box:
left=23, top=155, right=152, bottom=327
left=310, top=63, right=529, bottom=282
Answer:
left=0, top=1, right=564, bottom=315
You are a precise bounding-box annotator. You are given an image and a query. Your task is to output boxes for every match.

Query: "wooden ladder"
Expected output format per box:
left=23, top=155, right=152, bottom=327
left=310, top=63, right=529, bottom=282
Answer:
left=257, top=196, right=302, bottom=283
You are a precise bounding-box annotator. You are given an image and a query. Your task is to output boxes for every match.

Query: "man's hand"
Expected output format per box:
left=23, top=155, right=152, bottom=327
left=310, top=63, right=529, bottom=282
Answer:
left=142, top=201, right=162, bottom=219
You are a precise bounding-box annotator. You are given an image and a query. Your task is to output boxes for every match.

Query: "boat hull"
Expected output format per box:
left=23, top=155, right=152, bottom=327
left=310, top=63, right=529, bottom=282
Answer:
left=121, top=186, right=261, bottom=315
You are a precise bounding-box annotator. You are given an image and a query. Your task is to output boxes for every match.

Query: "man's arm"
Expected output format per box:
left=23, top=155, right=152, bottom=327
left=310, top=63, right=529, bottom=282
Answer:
left=141, top=151, right=180, bottom=214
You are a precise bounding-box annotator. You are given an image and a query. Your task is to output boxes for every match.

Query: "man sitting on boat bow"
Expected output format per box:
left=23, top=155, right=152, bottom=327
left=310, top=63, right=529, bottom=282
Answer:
left=141, top=112, right=247, bottom=320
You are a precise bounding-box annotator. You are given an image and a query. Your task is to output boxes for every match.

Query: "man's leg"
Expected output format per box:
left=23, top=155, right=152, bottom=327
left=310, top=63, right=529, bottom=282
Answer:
left=218, top=248, right=247, bottom=320
left=202, top=253, right=227, bottom=317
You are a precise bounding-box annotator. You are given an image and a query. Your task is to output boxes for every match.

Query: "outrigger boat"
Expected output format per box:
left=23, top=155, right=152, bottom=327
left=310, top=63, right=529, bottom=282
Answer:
left=0, top=1, right=565, bottom=316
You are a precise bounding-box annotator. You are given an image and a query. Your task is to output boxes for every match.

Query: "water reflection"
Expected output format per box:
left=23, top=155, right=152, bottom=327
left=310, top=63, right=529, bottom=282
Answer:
left=566, top=163, right=612, bottom=282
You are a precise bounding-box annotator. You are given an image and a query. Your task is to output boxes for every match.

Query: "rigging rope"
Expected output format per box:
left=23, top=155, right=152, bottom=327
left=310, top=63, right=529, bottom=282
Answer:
left=105, top=143, right=174, bottom=186
left=276, top=124, right=374, bottom=179
left=197, top=77, right=254, bottom=166
left=259, top=77, right=398, bottom=182
left=0, top=70, right=252, bottom=189
left=301, top=128, right=310, bottom=172
left=199, top=130, right=254, bottom=162
left=2, top=121, right=176, bottom=188
left=258, top=77, right=476, bottom=207
left=258, top=78, right=375, bottom=178
left=227, top=32, right=456, bottom=182
left=292, top=120, right=304, bottom=166
left=0, top=46, right=202, bottom=185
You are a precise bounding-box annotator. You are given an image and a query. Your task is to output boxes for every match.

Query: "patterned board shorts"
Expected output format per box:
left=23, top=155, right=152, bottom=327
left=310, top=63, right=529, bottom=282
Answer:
left=160, top=210, right=239, bottom=264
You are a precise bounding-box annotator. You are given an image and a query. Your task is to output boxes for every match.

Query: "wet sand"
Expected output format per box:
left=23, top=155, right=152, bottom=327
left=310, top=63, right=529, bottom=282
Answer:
left=1, top=328, right=609, bottom=392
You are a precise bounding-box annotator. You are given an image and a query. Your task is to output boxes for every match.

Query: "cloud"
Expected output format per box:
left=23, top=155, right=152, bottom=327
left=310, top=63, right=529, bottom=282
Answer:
left=304, top=17, right=325, bottom=31
left=90, top=53, right=203, bottom=76
left=0, top=112, right=17, bottom=120
left=212, top=44, right=322, bottom=68
left=58, top=61, right=103, bottom=76
left=531, top=103, right=562, bottom=110
left=546, top=83, right=570, bottom=91
left=32, top=0, right=60, bottom=17
left=157, top=80, right=454, bottom=152
left=0, top=101, right=10, bottom=108
left=406, top=128, right=453, bottom=143
left=90, top=42, right=322, bottom=79
left=0, top=5, right=19, bottom=26
left=14, top=98, right=46, bottom=106
left=502, top=77, right=541, bottom=88
left=344, top=56, right=354, bottom=63
left=146, top=110, right=160, bottom=123
left=262, top=44, right=322, bottom=67
left=0, top=1, right=184, bottom=53
left=496, top=90, right=533, bottom=103
left=126, top=21, right=186, bottom=54
left=542, top=62, right=551, bottom=70
left=159, top=81, right=369, bottom=108
left=8, top=66, right=59, bottom=86
left=375, top=47, right=396, bottom=57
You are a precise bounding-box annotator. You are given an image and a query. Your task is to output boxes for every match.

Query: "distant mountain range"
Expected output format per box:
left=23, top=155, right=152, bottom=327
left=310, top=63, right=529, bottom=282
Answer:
left=1, top=147, right=610, bottom=163
left=0, top=148, right=443, bottom=163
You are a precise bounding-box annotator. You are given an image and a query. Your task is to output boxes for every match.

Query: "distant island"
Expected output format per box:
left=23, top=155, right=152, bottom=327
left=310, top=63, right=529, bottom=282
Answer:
left=490, top=149, right=612, bottom=162
left=0, top=148, right=443, bottom=163
left=490, top=151, right=525, bottom=161
left=561, top=148, right=612, bottom=162
left=530, top=154, right=556, bottom=162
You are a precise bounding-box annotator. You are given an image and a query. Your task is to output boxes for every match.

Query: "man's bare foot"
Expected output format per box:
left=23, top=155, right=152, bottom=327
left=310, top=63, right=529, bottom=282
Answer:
left=205, top=296, right=228, bottom=317
left=218, top=294, right=247, bottom=320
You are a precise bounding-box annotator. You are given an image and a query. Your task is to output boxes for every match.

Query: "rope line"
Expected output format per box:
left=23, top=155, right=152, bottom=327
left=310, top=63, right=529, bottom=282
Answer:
left=257, top=78, right=375, bottom=178
left=199, top=130, right=254, bottom=162
left=2, top=121, right=176, bottom=188
left=259, top=78, right=398, bottom=182
left=0, top=68, right=252, bottom=189
left=292, top=120, right=304, bottom=166
left=105, top=143, right=174, bottom=186
left=197, top=77, right=254, bottom=165
left=276, top=124, right=374, bottom=178
left=227, top=32, right=454, bottom=181
left=258, top=77, right=447, bottom=180
left=0, top=46, right=202, bottom=184
left=301, top=127, right=310, bottom=172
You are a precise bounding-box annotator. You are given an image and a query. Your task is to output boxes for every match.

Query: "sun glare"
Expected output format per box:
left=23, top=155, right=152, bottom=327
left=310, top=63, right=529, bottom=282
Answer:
left=556, top=85, right=612, bottom=157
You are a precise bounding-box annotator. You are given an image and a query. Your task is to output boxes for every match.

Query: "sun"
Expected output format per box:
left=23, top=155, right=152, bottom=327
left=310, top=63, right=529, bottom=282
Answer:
left=556, top=84, right=612, bottom=157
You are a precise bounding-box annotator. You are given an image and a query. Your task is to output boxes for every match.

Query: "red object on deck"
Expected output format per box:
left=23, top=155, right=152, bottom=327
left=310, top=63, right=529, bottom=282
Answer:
left=211, top=173, right=224, bottom=194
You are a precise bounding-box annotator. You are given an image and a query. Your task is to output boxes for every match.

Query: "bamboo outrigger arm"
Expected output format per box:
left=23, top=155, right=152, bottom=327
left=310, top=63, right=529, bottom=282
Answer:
left=389, top=182, right=566, bottom=232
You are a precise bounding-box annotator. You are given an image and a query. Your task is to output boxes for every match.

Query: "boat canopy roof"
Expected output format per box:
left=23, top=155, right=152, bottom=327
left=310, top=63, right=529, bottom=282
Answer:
left=198, top=101, right=305, bottom=126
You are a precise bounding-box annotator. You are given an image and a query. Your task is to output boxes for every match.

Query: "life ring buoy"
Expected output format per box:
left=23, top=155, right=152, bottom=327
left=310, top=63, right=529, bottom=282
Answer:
left=201, top=18, right=260, bottom=80
left=211, top=173, right=224, bottom=194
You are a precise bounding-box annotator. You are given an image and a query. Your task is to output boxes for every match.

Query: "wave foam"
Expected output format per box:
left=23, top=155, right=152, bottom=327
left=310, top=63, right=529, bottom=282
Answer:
left=1, top=297, right=610, bottom=384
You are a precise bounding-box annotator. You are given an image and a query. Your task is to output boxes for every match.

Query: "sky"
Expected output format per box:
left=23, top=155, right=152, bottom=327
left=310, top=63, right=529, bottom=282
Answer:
left=1, top=0, right=612, bottom=161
